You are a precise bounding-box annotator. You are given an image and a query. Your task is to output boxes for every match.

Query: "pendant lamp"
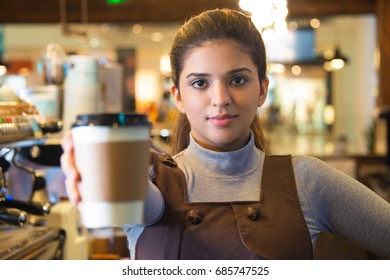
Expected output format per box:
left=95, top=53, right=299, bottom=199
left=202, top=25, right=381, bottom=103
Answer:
left=323, top=47, right=349, bottom=71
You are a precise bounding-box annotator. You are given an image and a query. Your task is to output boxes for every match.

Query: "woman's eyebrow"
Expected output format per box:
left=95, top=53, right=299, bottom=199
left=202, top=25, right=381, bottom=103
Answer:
left=185, top=68, right=252, bottom=79
left=185, top=72, right=209, bottom=79
left=228, top=67, right=253, bottom=75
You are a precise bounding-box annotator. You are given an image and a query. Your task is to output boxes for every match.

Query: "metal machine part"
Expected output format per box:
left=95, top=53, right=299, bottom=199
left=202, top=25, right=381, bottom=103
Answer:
left=0, top=207, right=27, bottom=226
left=0, top=225, right=65, bottom=260
left=0, top=102, right=42, bottom=144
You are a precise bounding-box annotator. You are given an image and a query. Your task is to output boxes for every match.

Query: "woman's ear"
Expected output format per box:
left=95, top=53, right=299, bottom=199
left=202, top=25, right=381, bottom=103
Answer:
left=258, top=77, right=269, bottom=107
left=171, top=85, right=186, bottom=113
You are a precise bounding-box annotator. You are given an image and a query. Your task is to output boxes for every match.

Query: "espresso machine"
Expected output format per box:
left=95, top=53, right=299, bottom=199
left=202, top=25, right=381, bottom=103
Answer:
left=0, top=85, right=88, bottom=259
left=0, top=140, right=88, bottom=260
left=0, top=103, right=64, bottom=259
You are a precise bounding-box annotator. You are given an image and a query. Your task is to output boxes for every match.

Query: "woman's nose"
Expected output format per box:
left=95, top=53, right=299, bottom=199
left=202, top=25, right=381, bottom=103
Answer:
left=210, top=83, right=232, bottom=107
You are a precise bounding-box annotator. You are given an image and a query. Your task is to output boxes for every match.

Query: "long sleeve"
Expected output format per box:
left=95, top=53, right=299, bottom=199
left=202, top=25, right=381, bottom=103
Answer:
left=122, top=178, right=164, bottom=259
left=143, top=180, right=164, bottom=225
left=293, top=155, right=390, bottom=259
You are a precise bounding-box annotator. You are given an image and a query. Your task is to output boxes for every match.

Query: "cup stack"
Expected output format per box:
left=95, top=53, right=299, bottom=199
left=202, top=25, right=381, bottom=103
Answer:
left=63, top=55, right=103, bottom=130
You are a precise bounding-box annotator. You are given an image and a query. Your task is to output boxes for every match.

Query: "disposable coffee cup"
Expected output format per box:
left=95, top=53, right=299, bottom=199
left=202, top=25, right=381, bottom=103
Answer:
left=72, top=113, right=150, bottom=228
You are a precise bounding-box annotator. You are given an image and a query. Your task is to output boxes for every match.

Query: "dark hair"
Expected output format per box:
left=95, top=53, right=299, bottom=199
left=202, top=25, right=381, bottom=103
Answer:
left=169, top=8, right=269, bottom=154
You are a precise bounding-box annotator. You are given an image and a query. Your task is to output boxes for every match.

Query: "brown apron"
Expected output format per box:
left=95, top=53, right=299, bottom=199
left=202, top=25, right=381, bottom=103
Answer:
left=136, top=154, right=313, bottom=259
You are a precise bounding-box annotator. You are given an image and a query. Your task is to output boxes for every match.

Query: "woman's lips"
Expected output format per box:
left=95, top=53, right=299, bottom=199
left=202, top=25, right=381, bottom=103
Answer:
left=208, top=114, right=236, bottom=126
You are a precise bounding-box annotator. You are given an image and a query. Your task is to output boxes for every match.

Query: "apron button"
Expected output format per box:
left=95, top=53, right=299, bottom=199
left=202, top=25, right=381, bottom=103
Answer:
left=247, top=206, right=261, bottom=220
left=160, top=153, right=178, bottom=167
left=188, top=209, right=203, bottom=224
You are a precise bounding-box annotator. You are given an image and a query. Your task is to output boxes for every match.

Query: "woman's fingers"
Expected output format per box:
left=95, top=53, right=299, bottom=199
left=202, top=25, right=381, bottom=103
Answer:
left=60, top=130, right=82, bottom=204
left=64, top=176, right=81, bottom=204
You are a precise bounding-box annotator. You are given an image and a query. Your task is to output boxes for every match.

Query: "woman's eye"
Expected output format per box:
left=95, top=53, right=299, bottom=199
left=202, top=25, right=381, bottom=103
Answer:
left=231, top=76, right=247, bottom=85
left=191, top=79, right=207, bottom=88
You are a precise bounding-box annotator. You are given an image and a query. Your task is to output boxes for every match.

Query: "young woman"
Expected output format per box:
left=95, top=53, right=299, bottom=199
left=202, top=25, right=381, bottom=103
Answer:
left=61, top=9, right=390, bottom=259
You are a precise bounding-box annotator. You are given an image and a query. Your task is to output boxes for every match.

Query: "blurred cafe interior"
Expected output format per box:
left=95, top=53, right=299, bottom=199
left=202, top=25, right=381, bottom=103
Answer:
left=0, top=0, right=389, bottom=260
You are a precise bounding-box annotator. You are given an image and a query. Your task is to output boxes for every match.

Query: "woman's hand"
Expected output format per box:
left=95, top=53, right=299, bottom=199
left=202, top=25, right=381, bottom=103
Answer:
left=60, top=130, right=82, bottom=204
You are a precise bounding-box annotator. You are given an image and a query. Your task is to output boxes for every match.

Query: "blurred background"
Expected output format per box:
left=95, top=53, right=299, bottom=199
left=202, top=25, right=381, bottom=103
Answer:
left=0, top=0, right=387, bottom=156
left=0, top=0, right=389, bottom=260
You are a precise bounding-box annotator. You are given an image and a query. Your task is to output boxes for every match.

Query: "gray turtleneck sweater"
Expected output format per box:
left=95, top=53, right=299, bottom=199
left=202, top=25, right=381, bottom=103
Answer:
left=123, top=133, right=390, bottom=259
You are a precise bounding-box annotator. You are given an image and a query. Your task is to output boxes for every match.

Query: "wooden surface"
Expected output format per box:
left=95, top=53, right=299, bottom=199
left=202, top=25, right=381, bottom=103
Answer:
left=377, top=0, right=390, bottom=108
left=0, top=0, right=376, bottom=23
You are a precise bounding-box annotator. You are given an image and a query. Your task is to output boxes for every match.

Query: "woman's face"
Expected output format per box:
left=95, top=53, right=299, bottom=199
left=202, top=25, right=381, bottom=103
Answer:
left=172, top=41, right=268, bottom=152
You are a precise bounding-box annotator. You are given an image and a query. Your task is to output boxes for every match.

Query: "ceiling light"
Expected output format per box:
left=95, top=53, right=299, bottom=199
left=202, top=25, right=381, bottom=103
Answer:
left=89, top=38, right=100, bottom=48
left=310, top=18, right=321, bottom=29
left=240, top=0, right=289, bottom=37
left=151, top=32, right=163, bottom=42
left=0, top=59, right=8, bottom=76
left=291, top=65, right=301, bottom=76
left=0, top=65, right=7, bottom=76
left=323, top=48, right=349, bottom=71
left=132, top=24, right=143, bottom=34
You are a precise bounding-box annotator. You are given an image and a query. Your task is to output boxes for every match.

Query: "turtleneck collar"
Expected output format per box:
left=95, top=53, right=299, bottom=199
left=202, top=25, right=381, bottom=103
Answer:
left=182, top=131, right=260, bottom=177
